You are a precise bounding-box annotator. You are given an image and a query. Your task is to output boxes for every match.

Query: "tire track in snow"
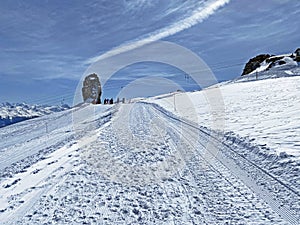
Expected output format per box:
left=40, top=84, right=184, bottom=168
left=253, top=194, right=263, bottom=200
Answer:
left=6, top=102, right=295, bottom=224
left=148, top=102, right=300, bottom=225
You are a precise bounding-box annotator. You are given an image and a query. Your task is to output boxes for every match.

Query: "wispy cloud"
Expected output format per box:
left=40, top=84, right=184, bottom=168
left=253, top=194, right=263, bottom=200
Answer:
left=86, top=0, right=231, bottom=64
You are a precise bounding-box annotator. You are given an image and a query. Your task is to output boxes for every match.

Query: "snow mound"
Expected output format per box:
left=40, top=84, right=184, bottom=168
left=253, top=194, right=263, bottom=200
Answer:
left=232, top=64, right=300, bottom=84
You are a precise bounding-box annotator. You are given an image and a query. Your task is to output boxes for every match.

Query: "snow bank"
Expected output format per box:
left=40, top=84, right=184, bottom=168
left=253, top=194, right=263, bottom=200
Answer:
left=149, top=76, right=300, bottom=159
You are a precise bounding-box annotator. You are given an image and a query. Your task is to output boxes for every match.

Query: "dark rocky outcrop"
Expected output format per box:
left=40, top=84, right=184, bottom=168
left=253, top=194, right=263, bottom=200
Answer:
left=82, top=73, right=102, bottom=104
left=242, top=54, right=272, bottom=75
left=295, top=48, right=300, bottom=62
left=265, top=56, right=284, bottom=64
left=265, top=56, right=286, bottom=71
left=241, top=48, right=300, bottom=76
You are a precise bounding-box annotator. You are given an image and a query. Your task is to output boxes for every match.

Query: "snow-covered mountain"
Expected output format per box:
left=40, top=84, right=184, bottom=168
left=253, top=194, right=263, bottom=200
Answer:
left=0, top=103, right=70, bottom=128
left=242, top=48, right=300, bottom=76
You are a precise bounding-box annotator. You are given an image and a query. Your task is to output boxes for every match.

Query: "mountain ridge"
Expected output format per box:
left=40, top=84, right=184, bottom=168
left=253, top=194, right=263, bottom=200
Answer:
left=0, top=103, right=70, bottom=128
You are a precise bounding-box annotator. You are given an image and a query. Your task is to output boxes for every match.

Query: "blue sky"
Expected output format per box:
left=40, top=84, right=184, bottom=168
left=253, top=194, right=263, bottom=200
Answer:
left=1, top=0, right=299, bottom=105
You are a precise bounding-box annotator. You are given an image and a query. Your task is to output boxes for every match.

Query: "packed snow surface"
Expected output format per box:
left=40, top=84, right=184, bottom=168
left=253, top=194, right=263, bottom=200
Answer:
left=0, top=76, right=299, bottom=224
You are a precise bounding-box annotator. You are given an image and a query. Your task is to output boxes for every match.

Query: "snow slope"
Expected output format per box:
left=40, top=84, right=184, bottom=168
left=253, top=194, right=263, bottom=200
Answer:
left=149, top=75, right=300, bottom=159
left=236, top=65, right=300, bottom=83
left=0, top=76, right=299, bottom=224
left=0, top=103, right=70, bottom=128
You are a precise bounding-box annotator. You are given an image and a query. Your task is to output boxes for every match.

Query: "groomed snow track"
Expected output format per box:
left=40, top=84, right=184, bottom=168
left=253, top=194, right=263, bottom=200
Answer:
left=0, top=102, right=299, bottom=224
left=147, top=102, right=300, bottom=225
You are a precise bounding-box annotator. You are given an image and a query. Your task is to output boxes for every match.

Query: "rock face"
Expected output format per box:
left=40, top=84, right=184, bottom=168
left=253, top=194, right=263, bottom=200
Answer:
left=295, top=48, right=300, bottom=62
left=242, top=54, right=272, bottom=76
left=82, top=73, right=102, bottom=104
left=242, top=48, right=300, bottom=76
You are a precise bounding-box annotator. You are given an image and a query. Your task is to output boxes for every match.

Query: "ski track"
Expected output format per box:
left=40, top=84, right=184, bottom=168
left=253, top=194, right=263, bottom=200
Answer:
left=0, top=102, right=299, bottom=224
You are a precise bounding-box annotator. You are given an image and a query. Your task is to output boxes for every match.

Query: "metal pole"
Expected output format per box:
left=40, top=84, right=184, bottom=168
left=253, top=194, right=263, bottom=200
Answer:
left=173, top=93, right=176, bottom=112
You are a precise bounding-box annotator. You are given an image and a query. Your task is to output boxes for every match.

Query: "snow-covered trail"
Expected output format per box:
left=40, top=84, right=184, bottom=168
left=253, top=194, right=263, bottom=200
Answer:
left=0, top=104, right=112, bottom=175
left=0, top=103, right=114, bottom=223
left=0, top=103, right=299, bottom=224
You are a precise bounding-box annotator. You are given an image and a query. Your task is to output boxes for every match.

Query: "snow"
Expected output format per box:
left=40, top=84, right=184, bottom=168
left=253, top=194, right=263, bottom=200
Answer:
left=0, top=103, right=70, bottom=128
left=249, top=60, right=270, bottom=74
left=149, top=76, right=300, bottom=159
left=249, top=54, right=298, bottom=75
left=0, top=76, right=299, bottom=224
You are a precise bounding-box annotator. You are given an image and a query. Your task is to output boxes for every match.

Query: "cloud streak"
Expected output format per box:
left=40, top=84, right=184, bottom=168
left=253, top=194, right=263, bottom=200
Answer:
left=86, top=0, right=231, bottom=64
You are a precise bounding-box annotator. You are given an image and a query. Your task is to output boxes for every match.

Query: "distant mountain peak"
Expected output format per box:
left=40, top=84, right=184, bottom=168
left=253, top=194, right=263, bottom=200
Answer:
left=0, top=103, right=70, bottom=128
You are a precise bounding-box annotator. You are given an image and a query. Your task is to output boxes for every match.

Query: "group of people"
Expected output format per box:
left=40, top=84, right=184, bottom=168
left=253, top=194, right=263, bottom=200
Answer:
left=103, top=97, right=126, bottom=105
left=103, top=98, right=114, bottom=104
